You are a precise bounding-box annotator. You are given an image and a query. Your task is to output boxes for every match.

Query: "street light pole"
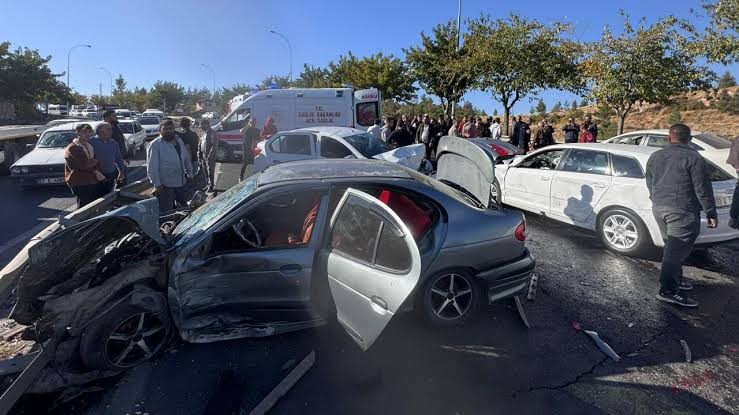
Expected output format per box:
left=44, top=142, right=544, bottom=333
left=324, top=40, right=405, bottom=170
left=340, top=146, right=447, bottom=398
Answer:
left=97, top=67, right=113, bottom=97
left=200, top=63, right=216, bottom=98
left=66, top=44, right=92, bottom=109
left=452, top=0, right=462, bottom=118
left=268, top=30, right=293, bottom=84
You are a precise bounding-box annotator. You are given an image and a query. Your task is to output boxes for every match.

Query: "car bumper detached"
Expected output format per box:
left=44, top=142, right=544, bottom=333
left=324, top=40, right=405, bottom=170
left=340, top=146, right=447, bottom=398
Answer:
left=475, top=248, right=536, bottom=303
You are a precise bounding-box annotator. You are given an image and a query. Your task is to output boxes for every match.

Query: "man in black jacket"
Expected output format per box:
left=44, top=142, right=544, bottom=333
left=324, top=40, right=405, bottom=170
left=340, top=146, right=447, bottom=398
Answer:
left=646, top=124, right=717, bottom=308
left=563, top=117, right=580, bottom=143
left=102, top=109, right=128, bottom=162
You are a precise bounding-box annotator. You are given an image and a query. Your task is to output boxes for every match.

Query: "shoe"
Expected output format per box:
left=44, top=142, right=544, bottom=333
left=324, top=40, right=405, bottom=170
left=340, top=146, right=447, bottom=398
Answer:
left=656, top=291, right=698, bottom=308
left=678, top=281, right=693, bottom=291
left=730, top=217, right=739, bottom=230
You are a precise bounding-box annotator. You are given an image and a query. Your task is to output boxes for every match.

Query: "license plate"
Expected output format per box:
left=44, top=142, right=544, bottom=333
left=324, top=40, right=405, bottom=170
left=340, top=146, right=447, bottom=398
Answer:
left=37, top=177, right=64, bottom=184
left=716, top=194, right=733, bottom=208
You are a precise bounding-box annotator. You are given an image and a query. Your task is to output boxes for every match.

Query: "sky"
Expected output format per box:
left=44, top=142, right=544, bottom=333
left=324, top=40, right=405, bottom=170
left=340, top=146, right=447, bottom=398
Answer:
left=3, top=0, right=737, bottom=114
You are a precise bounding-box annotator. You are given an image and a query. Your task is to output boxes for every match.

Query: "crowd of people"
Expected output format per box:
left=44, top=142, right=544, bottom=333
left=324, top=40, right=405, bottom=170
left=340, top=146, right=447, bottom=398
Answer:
left=370, top=112, right=600, bottom=157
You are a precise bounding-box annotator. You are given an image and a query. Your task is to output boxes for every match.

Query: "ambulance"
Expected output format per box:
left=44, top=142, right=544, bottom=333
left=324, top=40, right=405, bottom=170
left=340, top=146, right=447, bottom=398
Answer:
left=212, top=87, right=382, bottom=160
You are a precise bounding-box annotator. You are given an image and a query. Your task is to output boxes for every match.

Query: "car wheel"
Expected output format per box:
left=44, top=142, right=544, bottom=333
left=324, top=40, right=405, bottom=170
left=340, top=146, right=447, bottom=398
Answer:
left=419, top=270, right=479, bottom=327
left=79, top=301, right=172, bottom=371
left=216, top=143, right=232, bottom=162
left=598, top=208, right=648, bottom=255
left=490, top=179, right=502, bottom=206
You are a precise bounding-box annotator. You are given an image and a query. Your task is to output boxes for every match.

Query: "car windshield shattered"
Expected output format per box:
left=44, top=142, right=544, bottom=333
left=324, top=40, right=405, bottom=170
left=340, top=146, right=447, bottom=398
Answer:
left=172, top=174, right=258, bottom=245
left=36, top=131, right=76, bottom=148
left=343, top=133, right=392, bottom=158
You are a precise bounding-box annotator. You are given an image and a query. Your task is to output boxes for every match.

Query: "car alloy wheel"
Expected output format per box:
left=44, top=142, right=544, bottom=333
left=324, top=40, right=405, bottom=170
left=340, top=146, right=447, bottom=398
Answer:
left=104, top=312, right=168, bottom=368
left=602, top=213, right=639, bottom=251
left=429, top=273, right=474, bottom=320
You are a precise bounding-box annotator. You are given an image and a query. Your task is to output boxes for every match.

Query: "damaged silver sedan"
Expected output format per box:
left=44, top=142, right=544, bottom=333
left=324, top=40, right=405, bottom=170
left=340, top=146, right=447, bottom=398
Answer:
left=7, top=140, right=534, bottom=393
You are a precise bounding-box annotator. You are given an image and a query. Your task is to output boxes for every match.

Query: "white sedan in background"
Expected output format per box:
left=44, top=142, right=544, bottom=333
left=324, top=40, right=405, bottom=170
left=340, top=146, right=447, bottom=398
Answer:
left=604, top=129, right=736, bottom=178
left=138, top=116, right=162, bottom=140
left=117, top=119, right=147, bottom=156
left=494, top=143, right=738, bottom=255
left=253, top=126, right=429, bottom=173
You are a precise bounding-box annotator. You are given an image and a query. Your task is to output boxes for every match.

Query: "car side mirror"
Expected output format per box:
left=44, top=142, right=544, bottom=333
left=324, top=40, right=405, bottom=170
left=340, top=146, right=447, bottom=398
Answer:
left=26, top=143, right=35, bottom=150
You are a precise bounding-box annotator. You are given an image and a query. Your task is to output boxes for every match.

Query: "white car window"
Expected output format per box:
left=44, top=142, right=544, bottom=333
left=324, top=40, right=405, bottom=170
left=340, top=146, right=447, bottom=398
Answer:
left=519, top=149, right=565, bottom=170
left=320, top=137, right=354, bottom=158
left=611, top=155, right=645, bottom=178
left=560, top=149, right=610, bottom=175
left=270, top=134, right=312, bottom=155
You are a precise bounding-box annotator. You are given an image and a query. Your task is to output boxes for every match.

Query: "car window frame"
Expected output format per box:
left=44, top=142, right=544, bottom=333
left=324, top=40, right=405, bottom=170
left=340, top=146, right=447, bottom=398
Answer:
left=517, top=148, right=567, bottom=171
left=559, top=148, right=612, bottom=176
left=269, top=133, right=316, bottom=156
left=319, top=136, right=357, bottom=159
left=609, top=153, right=645, bottom=179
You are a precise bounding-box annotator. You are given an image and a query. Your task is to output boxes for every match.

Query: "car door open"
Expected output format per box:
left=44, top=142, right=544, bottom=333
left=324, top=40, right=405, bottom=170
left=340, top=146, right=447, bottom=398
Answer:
left=327, top=188, right=421, bottom=351
left=435, top=136, right=497, bottom=208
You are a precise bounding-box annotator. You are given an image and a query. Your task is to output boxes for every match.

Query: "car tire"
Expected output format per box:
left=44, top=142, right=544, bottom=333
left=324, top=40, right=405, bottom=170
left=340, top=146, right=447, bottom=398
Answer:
left=216, top=142, right=232, bottom=162
left=491, top=179, right=502, bottom=206
left=418, top=269, right=479, bottom=327
left=597, top=208, right=649, bottom=256
left=79, top=300, right=172, bottom=371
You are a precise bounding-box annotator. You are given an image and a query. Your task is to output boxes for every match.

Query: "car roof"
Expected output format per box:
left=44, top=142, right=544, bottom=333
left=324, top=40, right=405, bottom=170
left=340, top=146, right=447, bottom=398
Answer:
left=612, top=129, right=705, bottom=137
left=43, top=120, right=106, bottom=133
left=290, top=126, right=367, bottom=138
left=542, top=143, right=658, bottom=163
left=258, top=159, right=413, bottom=186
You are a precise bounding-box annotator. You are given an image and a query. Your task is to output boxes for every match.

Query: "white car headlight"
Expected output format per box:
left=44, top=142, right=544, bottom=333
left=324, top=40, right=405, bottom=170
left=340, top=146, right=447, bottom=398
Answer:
left=20, top=167, right=29, bottom=173
left=11, top=167, right=21, bottom=174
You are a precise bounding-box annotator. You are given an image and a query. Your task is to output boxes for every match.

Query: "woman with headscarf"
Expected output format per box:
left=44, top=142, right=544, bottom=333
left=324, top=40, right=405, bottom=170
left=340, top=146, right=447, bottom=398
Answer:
left=260, top=116, right=278, bottom=140
left=64, top=123, right=105, bottom=208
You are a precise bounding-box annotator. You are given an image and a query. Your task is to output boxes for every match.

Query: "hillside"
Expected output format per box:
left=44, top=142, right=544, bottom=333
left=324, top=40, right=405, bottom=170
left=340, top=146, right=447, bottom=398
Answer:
left=542, top=86, right=739, bottom=141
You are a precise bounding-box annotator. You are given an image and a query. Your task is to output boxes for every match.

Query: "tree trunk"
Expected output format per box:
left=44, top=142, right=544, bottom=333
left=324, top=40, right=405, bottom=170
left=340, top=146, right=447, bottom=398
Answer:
left=618, top=111, right=627, bottom=135
left=503, top=106, right=511, bottom=137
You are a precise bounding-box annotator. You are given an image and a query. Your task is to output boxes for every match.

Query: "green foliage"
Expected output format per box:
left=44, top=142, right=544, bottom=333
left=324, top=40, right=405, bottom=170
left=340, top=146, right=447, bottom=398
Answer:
left=572, top=100, right=578, bottom=109
left=405, top=20, right=474, bottom=114
left=714, top=89, right=739, bottom=114
left=535, top=98, right=547, bottom=113
left=293, top=64, right=332, bottom=88
left=551, top=101, right=562, bottom=112
left=149, top=81, right=185, bottom=112
left=667, top=106, right=682, bottom=124
left=493, top=108, right=499, bottom=116
left=258, top=75, right=291, bottom=89
left=130, top=87, right=149, bottom=112
left=583, top=14, right=714, bottom=134
left=699, top=0, right=739, bottom=64
left=718, top=71, right=737, bottom=88
left=0, top=41, right=71, bottom=105
left=465, top=14, right=583, bottom=134
left=329, top=52, right=416, bottom=102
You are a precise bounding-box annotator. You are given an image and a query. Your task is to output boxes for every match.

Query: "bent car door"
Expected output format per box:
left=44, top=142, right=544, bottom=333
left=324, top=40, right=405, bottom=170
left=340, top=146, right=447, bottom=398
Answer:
left=327, top=188, right=421, bottom=351
left=504, top=149, right=566, bottom=214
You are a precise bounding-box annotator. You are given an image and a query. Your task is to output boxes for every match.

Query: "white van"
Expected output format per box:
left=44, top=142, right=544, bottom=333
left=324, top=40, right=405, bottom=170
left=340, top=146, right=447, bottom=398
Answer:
left=47, top=104, right=68, bottom=116
left=115, top=109, right=132, bottom=119
left=213, top=87, right=381, bottom=160
left=142, top=109, right=165, bottom=119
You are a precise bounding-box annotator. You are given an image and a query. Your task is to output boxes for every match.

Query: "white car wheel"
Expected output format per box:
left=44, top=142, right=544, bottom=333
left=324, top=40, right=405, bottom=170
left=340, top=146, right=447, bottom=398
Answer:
left=598, top=209, right=648, bottom=255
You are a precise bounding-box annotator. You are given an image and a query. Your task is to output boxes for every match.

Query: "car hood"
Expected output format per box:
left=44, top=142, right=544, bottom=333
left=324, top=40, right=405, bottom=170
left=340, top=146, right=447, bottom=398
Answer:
left=142, top=125, right=159, bottom=131
left=13, top=147, right=66, bottom=167
left=371, top=143, right=426, bottom=170
left=435, top=136, right=496, bottom=208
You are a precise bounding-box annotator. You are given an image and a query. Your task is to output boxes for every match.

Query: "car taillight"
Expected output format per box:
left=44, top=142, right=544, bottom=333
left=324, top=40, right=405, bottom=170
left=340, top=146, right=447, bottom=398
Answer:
left=515, top=221, right=526, bottom=241
left=490, top=144, right=509, bottom=157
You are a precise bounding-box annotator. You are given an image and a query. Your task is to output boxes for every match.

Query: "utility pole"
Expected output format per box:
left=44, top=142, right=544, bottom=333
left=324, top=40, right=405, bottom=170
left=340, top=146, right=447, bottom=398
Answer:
left=268, top=30, right=293, bottom=83
left=99, top=83, right=102, bottom=96
left=451, top=0, right=462, bottom=118
left=66, top=44, right=92, bottom=109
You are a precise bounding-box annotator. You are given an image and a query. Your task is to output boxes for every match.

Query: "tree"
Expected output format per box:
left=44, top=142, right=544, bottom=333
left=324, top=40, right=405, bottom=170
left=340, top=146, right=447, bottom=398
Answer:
left=149, top=81, right=185, bottom=112
left=718, top=71, right=737, bottom=88
left=114, top=74, right=126, bottom=95
left=563, top=100, right=569, bottom=108
left=130, top=87, right=149, bottom=112
left=327, top=52, right=416, bottom=102
left=667, top=106, right=682, bottom=124
left=465, top=14, right=583, bottom=135
left=405, top=20, right=475, bottom=115
left=90, top=94, right=108, bottom=107
left=0, top=41, right=71, bottom=106
left=529, top=105, right=536, bottom=114
left=699, top=0, right=739, bottom=64
left=535, top=98, right=547, bottom=113
left=582, top=14, right=713, bottom=134
left=293, top=64, right=332, bottom=88
left=715, top=89, right=739, bottom=113
left=493, top=108, right=499, bottom=116
left=551, top=101, right=562, bottom=112
left=258, top=75, right=291, bottom=89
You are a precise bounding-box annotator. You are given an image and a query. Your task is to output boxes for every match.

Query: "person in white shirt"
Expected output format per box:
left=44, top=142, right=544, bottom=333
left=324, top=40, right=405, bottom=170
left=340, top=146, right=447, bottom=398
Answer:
left=490, top=117, right=502, bottom=140
left=367, top=118, right=382, bottom=139
left=380, top=116, right=394, bottom=142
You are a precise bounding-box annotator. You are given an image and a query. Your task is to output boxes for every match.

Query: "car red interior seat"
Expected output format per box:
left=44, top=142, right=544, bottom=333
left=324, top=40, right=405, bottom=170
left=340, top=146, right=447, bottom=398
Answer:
left=378, top=190, right=431, bottom=239
left=263, top=198, right=320, bottom=247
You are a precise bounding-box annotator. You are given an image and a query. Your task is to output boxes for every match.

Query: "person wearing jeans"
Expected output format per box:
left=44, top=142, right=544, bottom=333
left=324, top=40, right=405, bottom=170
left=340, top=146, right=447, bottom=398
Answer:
left=147, top=119, right=193, bottom=211
left=90, top=122, right=126, bottom=195
left=646, top=124, right=718, bottom=308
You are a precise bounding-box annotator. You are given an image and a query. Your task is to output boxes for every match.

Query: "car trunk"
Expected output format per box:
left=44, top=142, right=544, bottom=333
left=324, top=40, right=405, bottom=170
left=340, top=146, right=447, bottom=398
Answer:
left=434, top=136, right=497, bottom=208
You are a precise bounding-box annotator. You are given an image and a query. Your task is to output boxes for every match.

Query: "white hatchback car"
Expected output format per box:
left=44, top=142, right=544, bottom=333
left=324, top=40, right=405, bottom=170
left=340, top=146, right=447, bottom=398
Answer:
left=117, top=119, right=147, bottom=156
left=604, top=129, right=736, bottom=178
left=494, top=143, right=738, bottom=254
left=253, top=126, right=429, bottom=173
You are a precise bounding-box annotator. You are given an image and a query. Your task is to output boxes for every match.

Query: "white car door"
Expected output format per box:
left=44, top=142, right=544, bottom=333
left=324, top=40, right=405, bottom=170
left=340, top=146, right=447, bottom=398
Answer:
left=327, top=188, right=421, bottom=351
left=503, top=149, right=566, bottom=214
left=550, top=149, right=613, bottom=226
left=266, top=132, right=317, bottom=166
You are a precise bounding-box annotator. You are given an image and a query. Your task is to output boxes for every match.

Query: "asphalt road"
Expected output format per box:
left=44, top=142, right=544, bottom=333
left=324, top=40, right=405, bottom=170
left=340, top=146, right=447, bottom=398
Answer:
left=0, top=151, right=148, bottom=265
left=5, top=161, right=739, bottom=415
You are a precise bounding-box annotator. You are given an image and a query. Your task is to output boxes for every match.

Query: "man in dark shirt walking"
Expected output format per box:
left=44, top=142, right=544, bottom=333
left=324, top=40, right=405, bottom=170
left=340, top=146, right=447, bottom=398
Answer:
left=240, top=117, right=261, bottom=181
left=179, top=118, right=199, bottom=164
left=102, top=110, right=128, bottom=162
left=645, top=124, right=717, bottom=308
